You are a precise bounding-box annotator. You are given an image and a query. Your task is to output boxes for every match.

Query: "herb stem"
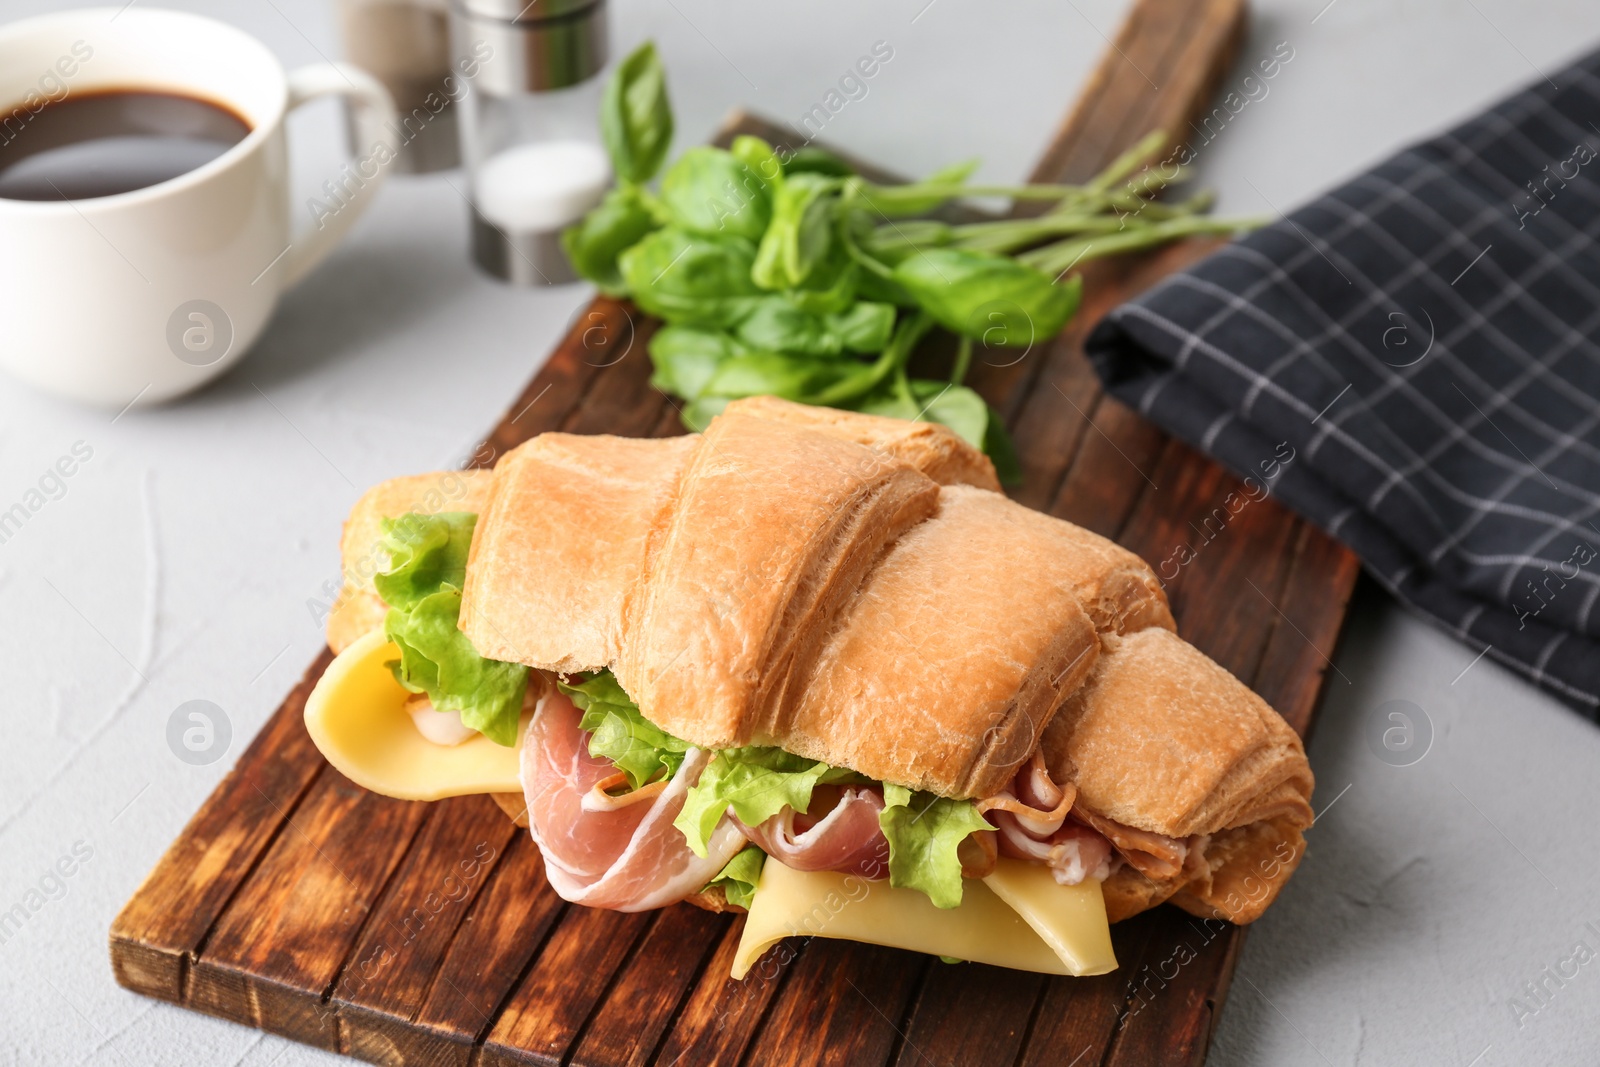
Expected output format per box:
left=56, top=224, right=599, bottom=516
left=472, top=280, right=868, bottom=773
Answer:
left=1017, top=215, right=1264, bottom=275
left=894, top=365, right=916, bottom=407
left=1086, top=128, right=1168, bottom=192
left=838, top=183, right=901, bottom=280
left=811, top=311, right=932, bottom=406
left=951, top=336, right=972, bottom=386
left=948, top=214, right=1130, bottom=255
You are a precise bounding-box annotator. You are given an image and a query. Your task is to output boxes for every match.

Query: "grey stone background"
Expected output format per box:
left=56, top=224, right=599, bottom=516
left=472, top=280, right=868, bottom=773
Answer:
left=0, top=1, right=1596, bottom=1064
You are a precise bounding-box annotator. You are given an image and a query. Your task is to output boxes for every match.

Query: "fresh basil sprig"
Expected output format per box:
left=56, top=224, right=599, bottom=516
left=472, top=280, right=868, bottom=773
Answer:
left=893, top=249, right=1083, bottom=349
left=572, top=40, right=1261, bottom=481
left=601, top=41, right=673, bottom=184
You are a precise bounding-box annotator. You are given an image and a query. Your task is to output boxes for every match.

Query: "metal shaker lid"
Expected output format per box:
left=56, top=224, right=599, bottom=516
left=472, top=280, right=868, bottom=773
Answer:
left=453, top=0, right=608, bottom=92
left=457, top=0, right=600, bottom=19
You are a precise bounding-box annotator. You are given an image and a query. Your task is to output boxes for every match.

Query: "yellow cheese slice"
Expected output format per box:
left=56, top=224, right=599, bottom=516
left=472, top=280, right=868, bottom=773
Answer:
left=732, top=858, right=1116, bottom=979
left=303, top=628, right=524, bottom=800
left=983, top=857, right=1118, bottom=975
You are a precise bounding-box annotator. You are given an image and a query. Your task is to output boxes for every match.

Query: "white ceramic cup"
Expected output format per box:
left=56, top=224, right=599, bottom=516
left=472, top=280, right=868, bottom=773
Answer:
left=0, top=7, right=398, bottom=407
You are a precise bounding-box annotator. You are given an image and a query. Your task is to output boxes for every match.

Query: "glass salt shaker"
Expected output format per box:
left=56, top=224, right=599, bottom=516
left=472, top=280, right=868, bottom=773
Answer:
left=452, top=0, right=610, bottom=284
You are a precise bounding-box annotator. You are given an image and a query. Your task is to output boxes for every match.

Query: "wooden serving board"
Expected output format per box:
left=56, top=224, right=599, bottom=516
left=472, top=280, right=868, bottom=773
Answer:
left=111, top=1, right=1360, bottom=1063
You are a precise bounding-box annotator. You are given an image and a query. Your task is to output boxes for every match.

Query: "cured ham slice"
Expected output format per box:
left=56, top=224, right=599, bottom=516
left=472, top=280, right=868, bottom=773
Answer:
left=989, top=810, right=1114, bottom=885
left=980, top=754, right=1111, bottom=885
left=740, top=785, right=890, bottom=879
left=522, top=688, right=745, bottom=911
left=1075, top=808, right=1189, bottom=883
left=975, top=752, right=1197, bottom=886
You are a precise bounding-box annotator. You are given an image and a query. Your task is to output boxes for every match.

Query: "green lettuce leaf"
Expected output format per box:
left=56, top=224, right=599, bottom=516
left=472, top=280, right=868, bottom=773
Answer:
left=377, top=513, right=529, bottom=747
left=878, top=783, right=993, bottom=909
left=373, top=511, right=475, bottom=610
left=704, top=845, right=766, bottom=909
left=675, top=746, right=856, bottom=857
left=557, top=671, right=690, bottom=789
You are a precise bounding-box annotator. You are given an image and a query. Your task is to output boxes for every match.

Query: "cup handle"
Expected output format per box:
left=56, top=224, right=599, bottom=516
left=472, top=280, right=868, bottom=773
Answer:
left=279, top=63, right=398, bottom=289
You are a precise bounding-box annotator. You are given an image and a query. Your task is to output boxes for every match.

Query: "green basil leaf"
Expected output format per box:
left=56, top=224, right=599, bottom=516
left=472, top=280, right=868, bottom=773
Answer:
left=782, top=255, right=859, bottom=316
left=732, top=297, right=893, bottom=357
left=659, top=146, right=772, bottom=241
left=854, top=380, right=983, bottom=446
left=648, top=325, right=749, bottom=400
left=702, top=351, right=861, bottom=402
left=829, top=301, right=896, bottom=353
left=854, top=264, right=917, bottom=307
left=893, top=249, right=1080, bottom=346
left=752, top=173, right=838, bottom=291
left=731, top=134, right=785, bottom=197
left=558, top=670, right=689, bottom=790
left=704, top=845, right=766, bottom=909
left=619, top=228, right=761, bottom=328
left=601, top=41, right=674, bottom=184
left=878, top=783, right=992, bottom=909
left=916, top=381, right=988, bottom=447
left=733, top=299, right=832, bottom=355
left=561, top=185, right=660, bottom=295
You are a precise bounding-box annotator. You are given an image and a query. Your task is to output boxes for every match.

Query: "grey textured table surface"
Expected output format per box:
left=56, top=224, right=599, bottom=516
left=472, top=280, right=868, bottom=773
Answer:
left=2, top=1, right=1598, bottom=1064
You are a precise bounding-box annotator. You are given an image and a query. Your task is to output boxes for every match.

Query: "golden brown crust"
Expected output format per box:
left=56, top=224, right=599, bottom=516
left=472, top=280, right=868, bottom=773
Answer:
left=461, top=434, right=699, bottom=674
left=615, top=414, right=941, bottom=750
left=683, top=885, right=746, bottom=914
left=1169, top=816, right=1307, bottom=924
left=329, top=470, right=494, bottom=653
left=1021, top=519, right=1175, bottom=637
left=781, top=485, right=1101, bottom=798
left=1101, top=865, right=1185, bottom=923
left=491, top=791, right=529, bottom=828
left=723, top=394, right=1002, bottom=491
left=721, top=401, right=1172, bottom=636
left=1042, top=628, right=1314, bottom=840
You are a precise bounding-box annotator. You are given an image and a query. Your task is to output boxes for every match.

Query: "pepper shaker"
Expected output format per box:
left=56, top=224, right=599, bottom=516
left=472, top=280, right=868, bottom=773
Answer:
left=337, top=0, right=462, bottom=173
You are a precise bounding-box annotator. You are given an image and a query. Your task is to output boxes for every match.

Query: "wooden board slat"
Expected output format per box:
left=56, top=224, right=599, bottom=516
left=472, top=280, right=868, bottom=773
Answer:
left=892, top=962, right=1043, bottom=1065
left=333, top=792, right=523, bottom=1060
left=1016, top=914, right=1165, bottom=1067
left=402, top=834, right=568, bottom=1065
left=108, top=648, right=333, bottom=1004
left=190, top=772, right=428, bottom=1048
left=111, top=1, right=1363, bottom=1063
left=565, top=903, right=729, bottom=1067
left=738, top=940, right=927, bottom=1067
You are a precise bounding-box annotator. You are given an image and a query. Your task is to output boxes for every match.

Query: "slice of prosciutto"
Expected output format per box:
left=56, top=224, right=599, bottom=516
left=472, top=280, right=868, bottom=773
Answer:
left=522, top=687, right=745, bottom=911
left=1074, top=808, right=1189, bottom=882
left=980, top=753, right=1113, bottom=886
left=739, top=785, right=891, bottom=879
left=989, top=810, right=1114, bottom=885
left=978, top=753, right=1195, bottom=885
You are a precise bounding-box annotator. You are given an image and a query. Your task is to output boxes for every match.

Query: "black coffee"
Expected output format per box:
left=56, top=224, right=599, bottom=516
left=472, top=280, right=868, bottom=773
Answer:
left=0, top=89, right=250, bottom=201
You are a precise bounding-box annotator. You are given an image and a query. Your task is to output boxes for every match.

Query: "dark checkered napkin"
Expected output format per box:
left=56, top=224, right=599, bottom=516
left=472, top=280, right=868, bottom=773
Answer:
left=1087, top=50, right=1600, bottom=713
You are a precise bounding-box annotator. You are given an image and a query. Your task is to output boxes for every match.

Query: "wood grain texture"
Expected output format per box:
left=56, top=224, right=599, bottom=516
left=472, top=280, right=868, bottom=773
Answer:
left=110, top=1, right=1361, bottom=1063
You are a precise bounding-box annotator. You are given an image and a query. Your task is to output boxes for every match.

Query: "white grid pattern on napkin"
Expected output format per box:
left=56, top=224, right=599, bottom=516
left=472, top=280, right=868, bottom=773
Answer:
left=1087, top=50, right=1600, bottom=711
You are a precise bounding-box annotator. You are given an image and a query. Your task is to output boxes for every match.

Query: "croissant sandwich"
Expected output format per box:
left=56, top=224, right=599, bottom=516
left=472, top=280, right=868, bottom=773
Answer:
left=306, top=395, right=1313, bottom=978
